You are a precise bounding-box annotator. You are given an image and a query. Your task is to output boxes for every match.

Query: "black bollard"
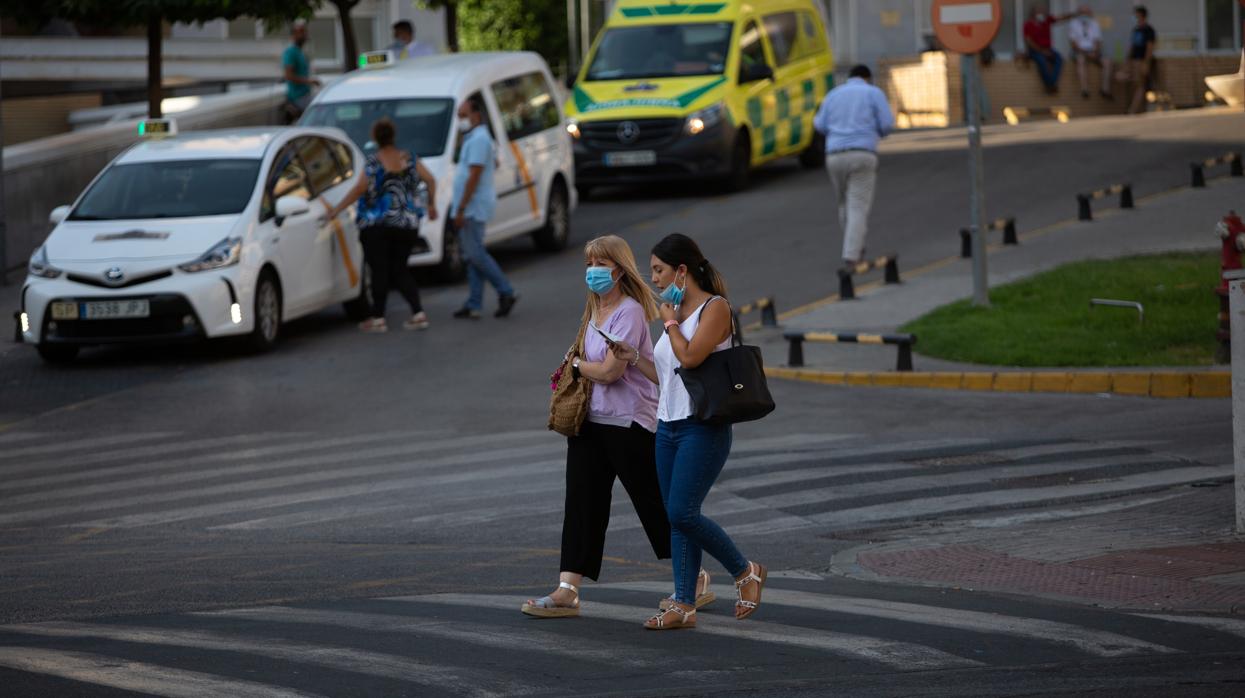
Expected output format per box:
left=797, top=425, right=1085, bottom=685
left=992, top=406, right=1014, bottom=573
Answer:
left=1120, top=184, right=1134, bottom=209
left=1078, top=194, right=1093, bottom=221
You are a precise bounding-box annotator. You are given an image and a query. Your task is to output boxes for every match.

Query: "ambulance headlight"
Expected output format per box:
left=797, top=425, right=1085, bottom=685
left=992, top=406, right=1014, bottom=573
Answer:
left=566, top=119, right=581, bottom=140
left=179, top=237, right=241, bottom=273
left=28, top=246, right=63, bottom=279
left=685, top=103, right=725, bottom=136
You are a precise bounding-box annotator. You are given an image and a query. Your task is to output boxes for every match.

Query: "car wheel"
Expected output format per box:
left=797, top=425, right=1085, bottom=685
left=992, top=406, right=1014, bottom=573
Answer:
left=342, top=260, right=374, bottom=321
left=723, top=133, right=751, bottom=192
left=532, top=183, right=570, bottom=252
left=435, top=225, right=466, bottom=283
left=36, top=344, right=79, bottom=364
left=799, top=132, right=825, bottom=169
left=248, top=270, right=282, bottom=353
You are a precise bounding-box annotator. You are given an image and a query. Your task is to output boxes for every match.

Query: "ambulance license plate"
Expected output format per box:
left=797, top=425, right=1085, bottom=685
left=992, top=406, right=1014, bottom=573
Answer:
left=604, top=150, right=657, bottom=167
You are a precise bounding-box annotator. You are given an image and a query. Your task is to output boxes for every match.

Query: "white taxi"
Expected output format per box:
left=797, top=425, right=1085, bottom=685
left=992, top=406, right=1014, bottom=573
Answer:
left=301, top=50, right=576, bottom=280
left=17, top=120, right=369, bottom=363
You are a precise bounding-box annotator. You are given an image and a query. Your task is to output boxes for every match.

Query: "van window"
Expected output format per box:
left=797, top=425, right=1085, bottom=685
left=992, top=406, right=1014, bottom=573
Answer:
left=762, top=13, right=799, bottom=67
left=491, top=72, right=560, bottom=141
left=738, top=19, right=769, bottom=79
left=302, top=98, right=455, bottom=157
left=791, top=11, right=827, bottom=62
left=586, top=22, right=732, bottom=80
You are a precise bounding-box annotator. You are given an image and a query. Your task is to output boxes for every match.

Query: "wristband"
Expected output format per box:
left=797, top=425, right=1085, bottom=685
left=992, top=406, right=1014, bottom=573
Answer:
left=629, top=353, right=640, bottom=367
left=663, top=320, right=680, bottom=332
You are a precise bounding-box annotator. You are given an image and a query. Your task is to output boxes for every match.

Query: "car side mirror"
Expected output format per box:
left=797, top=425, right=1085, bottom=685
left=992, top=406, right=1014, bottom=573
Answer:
left=274, top=195, right=311, bottom=227
left=48, top=205, right=71, bottom=225
left=740, top=64, right=774, bottom=84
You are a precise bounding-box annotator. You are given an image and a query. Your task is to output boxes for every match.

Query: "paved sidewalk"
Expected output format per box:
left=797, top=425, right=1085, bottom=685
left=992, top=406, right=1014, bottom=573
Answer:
left=753, top=175, right=1245, bottom=375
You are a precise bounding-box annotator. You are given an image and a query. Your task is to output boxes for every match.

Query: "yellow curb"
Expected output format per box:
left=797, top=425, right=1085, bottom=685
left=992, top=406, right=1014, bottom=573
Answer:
left=766, top=367, right=1231, bottom=399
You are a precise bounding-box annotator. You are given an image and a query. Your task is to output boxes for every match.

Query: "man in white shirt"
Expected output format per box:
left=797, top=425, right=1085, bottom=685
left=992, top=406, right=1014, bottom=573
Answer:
left=388, top=20, right=436, bottom=59
left=1068, top=5, right=1113, bottom=99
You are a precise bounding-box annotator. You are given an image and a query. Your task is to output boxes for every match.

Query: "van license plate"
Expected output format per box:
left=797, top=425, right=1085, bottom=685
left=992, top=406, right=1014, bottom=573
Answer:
left=604, top=151, right=657, bottom=167
left=81, top=300, right=150, bottom=320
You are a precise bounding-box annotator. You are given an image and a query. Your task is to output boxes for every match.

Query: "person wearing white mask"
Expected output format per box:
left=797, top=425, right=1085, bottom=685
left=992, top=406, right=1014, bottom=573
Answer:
left=449, top=95, right=518, bottom=319
left=1069, top=5, right=1113, bottom=99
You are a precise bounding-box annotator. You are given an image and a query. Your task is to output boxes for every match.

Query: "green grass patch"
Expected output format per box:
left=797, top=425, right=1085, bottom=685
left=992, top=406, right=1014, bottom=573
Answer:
left=901, top=252, right=1221, bottom=367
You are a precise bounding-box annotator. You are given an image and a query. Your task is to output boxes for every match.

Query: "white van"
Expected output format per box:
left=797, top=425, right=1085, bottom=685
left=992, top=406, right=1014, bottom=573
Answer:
left=302, top=51, right=576, bottom=280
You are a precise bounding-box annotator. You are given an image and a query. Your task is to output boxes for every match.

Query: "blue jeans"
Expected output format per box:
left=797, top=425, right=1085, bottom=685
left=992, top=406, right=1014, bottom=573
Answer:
left=458, top=217, right=514, bottom=311
left=1029, top=49, right=1063, bottom=89
left=655, top=419, right=749, bottom=605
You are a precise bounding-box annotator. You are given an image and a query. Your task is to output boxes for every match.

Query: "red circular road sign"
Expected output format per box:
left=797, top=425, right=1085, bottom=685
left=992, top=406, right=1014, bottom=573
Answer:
left=931, top=0, right=1002, bottom=54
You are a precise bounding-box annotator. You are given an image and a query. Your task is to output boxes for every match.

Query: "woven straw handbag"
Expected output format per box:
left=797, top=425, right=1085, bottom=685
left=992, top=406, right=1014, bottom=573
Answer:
left=548, top=322, right=592, bottom=437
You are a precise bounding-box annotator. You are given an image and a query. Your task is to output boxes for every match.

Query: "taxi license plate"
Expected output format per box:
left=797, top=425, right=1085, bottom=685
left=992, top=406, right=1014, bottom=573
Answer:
left=604, top=150, right=657, bottom=167
left=51, top=300, right=151, bottom=320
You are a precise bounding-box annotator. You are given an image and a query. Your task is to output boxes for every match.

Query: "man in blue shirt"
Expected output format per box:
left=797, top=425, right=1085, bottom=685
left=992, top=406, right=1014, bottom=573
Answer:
left=451, top=95, right=517, bottom=319
left=282, top=20, right=320, bottom=123
left=814, top=64, right=894, bottom=267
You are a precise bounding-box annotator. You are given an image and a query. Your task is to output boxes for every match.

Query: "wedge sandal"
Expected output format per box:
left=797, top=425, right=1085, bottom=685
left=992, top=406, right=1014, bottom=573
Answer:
left=659, top=568, right=716, bottom=610
left=521, top=581, right=580, bottom=618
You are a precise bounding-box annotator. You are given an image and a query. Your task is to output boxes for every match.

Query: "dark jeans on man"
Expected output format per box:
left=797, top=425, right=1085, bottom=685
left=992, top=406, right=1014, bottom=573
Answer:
left=359, top=225, right=423, bottom=317
left=561, top=421, right=670, bottom=580
left=1029, top=49, right=1064, bottom=90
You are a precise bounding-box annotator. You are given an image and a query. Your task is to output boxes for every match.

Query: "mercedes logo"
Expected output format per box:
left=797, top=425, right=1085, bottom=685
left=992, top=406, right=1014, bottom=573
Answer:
left=103, top=267, right=125, bottom=285
left=617, top=121, right=640, bottom=144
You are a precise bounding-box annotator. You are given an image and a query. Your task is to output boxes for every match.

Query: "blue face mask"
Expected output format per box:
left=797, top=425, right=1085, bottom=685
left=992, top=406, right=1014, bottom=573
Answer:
left=585, top=266, right=616, bottom=294
left=659, top=272, right=686, bottom=306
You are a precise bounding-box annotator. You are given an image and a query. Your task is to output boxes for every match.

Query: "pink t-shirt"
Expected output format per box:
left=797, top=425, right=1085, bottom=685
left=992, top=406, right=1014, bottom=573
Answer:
left=584, top=297, right=658, bottom=432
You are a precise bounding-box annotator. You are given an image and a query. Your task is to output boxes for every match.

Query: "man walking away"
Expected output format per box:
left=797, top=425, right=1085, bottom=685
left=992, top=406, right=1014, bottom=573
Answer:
left=1023, top=5, right=1074, bottom=94
left=389, top=20, right=436, bottom=59
left=282, top=20, right=320, bottom=124
left=1127, top=6, right=1157, bottom=114
left=814, top=64, right=894, bottom=268
left=451, top=96, right=518, bottom=319
left=1069, top=5, right=1112, bottom=99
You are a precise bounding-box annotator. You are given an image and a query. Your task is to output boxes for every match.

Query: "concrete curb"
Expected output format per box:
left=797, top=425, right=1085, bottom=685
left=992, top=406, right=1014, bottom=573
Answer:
left=765, top=366, right=1232, bottom=399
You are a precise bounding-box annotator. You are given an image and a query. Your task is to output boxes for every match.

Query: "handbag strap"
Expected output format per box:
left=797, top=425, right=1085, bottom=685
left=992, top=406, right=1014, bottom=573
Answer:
left=692, top=296, right=742, bottom=348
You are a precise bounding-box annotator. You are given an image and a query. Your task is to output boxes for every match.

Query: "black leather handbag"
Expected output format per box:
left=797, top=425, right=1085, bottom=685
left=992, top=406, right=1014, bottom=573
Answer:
left=675, top=301, right=776, bottom=425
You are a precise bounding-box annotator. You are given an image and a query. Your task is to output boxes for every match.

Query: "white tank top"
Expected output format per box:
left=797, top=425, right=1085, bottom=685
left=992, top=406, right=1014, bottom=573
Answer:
left=654, top=296, right=732, bottom=423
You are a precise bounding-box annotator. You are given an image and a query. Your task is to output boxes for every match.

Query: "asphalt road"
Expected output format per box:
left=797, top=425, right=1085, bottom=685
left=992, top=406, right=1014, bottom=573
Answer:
left=0, top=109, right=1243, bottom=696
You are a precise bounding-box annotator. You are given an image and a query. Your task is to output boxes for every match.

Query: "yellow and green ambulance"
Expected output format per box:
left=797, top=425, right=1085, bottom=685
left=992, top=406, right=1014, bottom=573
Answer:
left=566, top=0, right=834, bottom=195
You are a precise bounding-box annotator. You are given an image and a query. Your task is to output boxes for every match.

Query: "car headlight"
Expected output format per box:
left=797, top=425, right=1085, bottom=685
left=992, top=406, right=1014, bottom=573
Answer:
left=566, top=119, right=581, bottom=140
left=28, top=246, right=63, bottom=279
left=685, top=103, right=725, bottom=136
left=179, top=237, right=241, bottom=273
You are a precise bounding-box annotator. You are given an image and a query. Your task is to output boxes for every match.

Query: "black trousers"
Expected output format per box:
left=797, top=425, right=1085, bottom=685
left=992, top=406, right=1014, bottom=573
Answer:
left=561, top=421, right=671, bottom=580
left=360, top=226, right=423, bottom=317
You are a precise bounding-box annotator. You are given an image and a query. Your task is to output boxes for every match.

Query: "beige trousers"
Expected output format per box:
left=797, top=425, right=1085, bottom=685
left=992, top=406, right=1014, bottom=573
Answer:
left=824, top=150, right=879, bottom=263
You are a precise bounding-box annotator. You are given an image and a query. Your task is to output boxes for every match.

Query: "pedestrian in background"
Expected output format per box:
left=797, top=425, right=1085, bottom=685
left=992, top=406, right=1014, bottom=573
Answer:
left=611, top=234, right=766, bottom=631
left=1126, top=6, right=1157, bottom=114
left=1023, top=4, right=1074, bottom=94
left=388, top=20, right=436, bottom=59
left=322, top=118, right=437, bottom=332
left=521, top=235, right=673, bottom=618
left=814, top=64, right=894, bottom=269
left=282, top=19, right=320, bottom=124
left=1069, top=5, right=1113, bottom=100
left=450, top=96, right=518, bottom=320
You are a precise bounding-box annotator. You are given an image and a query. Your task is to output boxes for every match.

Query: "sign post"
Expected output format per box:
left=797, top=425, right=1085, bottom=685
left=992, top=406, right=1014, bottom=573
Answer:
left=932, top=0, right=1002, bottom=307
left=1227, top=268, right=1245, bottom=533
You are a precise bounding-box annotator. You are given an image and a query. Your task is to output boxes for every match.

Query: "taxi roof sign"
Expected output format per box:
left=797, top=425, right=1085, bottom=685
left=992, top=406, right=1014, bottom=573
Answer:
left=358, top=50, right=395, bottom=70
left=931, top=0, right=1001, bottom=54
left=137, top=118, right=178, bottom=138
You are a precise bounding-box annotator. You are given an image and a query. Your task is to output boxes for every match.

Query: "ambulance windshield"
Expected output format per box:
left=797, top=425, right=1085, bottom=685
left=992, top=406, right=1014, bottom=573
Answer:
left=586, top=22, right=732, bottom=80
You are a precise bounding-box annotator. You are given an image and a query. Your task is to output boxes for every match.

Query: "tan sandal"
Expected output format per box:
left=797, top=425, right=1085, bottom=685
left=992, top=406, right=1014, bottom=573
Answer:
left=659, top=568, right=716, bottom=610
left=521, top=581, right=580, bottom=618
left=644, top=603, right=696, bottom=630
left=734, top=561, right=767, bottom=620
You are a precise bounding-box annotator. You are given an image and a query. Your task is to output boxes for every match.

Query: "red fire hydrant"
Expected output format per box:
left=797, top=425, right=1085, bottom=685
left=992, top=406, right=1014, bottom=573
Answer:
left=1216, top=211, right=1245, bottom=363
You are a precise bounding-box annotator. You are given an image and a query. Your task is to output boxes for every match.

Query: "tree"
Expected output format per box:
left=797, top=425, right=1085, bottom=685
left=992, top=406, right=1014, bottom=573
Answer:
left=418, top=0, right=459, bottom=53
left=322, top=0, right=361, bottom=73
left=427, top=0, right=567, bottom=67
left=0, top=1, right=310, bottom=118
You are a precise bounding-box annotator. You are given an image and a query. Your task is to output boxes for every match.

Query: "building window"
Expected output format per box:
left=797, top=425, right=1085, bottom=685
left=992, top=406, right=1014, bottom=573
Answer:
left=1205, top=0, right=1240, bottom=51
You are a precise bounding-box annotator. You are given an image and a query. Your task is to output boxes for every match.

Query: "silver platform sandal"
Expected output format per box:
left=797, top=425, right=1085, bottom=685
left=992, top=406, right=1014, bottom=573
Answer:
left=521, top=581, right=581, bottom=618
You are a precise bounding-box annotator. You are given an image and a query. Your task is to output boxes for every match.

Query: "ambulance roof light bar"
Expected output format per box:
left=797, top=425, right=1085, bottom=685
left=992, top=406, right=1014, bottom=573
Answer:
left=358, top=50, right=396, bottom=70
left=137, top=118, right=178, bottom=138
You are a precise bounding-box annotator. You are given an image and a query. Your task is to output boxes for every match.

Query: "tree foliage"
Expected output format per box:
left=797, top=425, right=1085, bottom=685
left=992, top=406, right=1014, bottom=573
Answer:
left=455, top=0, right=568, bottom=69
left=0, top=0, right=310, bottom=26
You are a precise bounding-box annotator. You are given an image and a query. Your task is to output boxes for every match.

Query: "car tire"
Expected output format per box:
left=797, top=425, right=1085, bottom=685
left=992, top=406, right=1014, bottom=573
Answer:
left=435, top=224, right=466, bottom=283
left=800, top=132, right=825, bottom=169
left=342, top=261, right=374, bottom=322
left=37, top=343, right=79, bottom=364
left=248, top=270, right=282, bottom=353
left=532, top=183, right=570, bottom=252
left=723, top=133, right=751, bottom=192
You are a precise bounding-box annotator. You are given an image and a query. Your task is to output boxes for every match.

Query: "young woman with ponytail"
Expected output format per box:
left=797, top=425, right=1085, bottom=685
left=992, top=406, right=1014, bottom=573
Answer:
left=611, top=233, right=767, bottom=631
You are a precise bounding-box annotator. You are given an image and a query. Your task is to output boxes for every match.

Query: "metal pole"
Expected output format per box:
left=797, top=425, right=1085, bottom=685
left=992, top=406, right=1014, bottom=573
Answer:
left=579, top=0, right=591, bottom=67
left=567, top=0, right=578, bottom=77
left=964, top=53, right=989, bottom=307
left=1228, top=268, right=1245, bottom=533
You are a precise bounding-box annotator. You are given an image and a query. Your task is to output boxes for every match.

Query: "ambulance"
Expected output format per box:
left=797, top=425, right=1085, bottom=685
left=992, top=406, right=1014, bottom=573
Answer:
left=566, top=0, right=834, bottom=196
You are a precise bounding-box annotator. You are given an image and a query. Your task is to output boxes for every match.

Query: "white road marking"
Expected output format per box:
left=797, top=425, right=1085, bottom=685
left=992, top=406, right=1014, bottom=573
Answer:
left=1134, top=613, right=1245, bottom=639
left=399, top=593, right=984, bottom=671
left=600, top=582, right=1179, bottom=658
left=0, top=433, right=179, bottom=462
left=959, top=492, right=1190, bottom=528
left=719, top=462, right=917, bottom=491
left=0, top=432, right=49, bottom=445
left=0, top=646, right=323, bottom=698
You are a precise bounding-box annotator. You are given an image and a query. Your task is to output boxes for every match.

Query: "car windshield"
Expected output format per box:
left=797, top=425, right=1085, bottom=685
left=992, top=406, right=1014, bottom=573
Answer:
left=302, top=98, right=454, bottom=157
left=585, top=22, right=732, bottom=80
left=70, top=159, right=260, bottom=221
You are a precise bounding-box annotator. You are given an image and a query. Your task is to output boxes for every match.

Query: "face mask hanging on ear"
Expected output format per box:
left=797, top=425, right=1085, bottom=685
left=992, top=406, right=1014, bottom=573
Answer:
left=659, top=271, right=686, bottom=306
